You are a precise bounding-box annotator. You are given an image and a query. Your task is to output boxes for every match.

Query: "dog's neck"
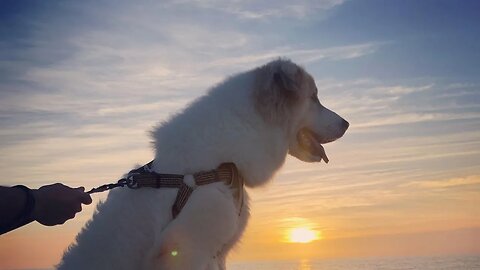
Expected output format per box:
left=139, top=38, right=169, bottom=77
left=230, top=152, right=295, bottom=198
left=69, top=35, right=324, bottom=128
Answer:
left=152, top=72, right=289, bottom=187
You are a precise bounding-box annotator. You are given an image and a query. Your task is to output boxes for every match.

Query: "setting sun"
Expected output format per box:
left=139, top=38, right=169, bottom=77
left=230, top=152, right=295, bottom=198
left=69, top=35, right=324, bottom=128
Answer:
left=288, top=227, right=320, bottom=243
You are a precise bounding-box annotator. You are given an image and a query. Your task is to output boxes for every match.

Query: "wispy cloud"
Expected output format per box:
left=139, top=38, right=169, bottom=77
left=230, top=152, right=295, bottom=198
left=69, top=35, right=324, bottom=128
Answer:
left=202, top=42, right=383, bottom=73
left=404, top=175, right=480, bottom=189
left=314, top=79, right=480, bottom=131
left=168, top=0, right=345, bottom=20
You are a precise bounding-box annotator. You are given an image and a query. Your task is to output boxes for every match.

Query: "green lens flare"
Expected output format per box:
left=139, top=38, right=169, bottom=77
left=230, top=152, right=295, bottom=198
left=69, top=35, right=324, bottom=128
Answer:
left=171, top=250, right=178, bottom=257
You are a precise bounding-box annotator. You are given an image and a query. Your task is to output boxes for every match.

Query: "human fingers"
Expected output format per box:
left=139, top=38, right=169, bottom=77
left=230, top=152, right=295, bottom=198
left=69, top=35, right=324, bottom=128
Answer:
left=75, top=187, right=93, bottom=205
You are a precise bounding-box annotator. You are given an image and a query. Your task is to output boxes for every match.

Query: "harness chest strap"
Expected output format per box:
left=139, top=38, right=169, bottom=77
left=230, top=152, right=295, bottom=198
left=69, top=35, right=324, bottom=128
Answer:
left=96, top=161, right=245, bottom=219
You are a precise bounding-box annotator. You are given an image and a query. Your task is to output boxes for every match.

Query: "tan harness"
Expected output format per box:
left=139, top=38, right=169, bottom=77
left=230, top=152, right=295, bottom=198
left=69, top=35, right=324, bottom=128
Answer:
left=88, top=161, right=244, bottom=218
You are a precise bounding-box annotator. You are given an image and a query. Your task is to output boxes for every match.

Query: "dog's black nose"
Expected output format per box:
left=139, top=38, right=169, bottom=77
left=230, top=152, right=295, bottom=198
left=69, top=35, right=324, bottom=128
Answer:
left=341, top=119, right=349, bottom=130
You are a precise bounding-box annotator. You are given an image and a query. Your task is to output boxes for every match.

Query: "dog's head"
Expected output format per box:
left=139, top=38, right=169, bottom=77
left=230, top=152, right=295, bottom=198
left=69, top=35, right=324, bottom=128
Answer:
left=253, top=59, right=349, bottom=163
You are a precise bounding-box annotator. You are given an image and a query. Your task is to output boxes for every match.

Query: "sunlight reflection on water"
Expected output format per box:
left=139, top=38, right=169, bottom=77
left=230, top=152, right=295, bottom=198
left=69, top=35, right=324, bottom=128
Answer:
left=299, top=259, right=312, bottom=270
left=228, top=255, right=480, bottom=270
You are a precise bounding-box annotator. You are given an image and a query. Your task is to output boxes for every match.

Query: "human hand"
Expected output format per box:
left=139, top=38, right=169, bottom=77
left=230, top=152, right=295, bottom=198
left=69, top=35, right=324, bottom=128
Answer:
left=31, top=183, right=93, bottom=226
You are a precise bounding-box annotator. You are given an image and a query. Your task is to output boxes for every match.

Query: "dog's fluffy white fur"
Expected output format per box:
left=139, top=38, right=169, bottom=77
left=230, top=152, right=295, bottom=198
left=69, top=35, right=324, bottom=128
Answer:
left=58, top=59, right=348, bottom=270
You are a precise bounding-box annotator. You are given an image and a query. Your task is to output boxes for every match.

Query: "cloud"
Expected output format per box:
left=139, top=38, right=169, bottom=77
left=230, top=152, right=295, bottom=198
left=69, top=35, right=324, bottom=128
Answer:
left=405, top=175, right=480, bottom=189
left=354, top=112, right=480, bottom=128
left=205, top=42, right=382, bottom=72
left=1, top=6, right=383, bottom=143
left=313, top=78, right=480, bottom=132
left=168, top=0, right=346, bottom=20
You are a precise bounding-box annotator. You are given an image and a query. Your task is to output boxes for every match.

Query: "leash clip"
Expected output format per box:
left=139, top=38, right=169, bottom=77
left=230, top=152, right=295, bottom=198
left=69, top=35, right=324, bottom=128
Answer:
left=124, top=175, right=140, bottom=189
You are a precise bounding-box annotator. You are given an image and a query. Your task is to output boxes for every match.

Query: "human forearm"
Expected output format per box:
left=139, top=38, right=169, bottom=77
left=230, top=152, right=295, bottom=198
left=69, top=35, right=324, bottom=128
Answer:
left=0, top=186, right=35, bottom=235
left=0, top=183, right=92, bottom=235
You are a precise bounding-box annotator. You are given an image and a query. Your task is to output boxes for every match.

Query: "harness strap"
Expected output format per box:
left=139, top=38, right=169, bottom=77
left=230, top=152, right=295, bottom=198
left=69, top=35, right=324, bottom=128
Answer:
left=88, top=161, right=244, bottom=219
left=134, top=162, right=243, bottom=218
left=172, top=183, right=194, bottom=218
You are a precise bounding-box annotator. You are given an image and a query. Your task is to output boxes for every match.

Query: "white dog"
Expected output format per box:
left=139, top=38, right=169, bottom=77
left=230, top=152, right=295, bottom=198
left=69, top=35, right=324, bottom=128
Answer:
left=57, top=59, right=348, bottom=270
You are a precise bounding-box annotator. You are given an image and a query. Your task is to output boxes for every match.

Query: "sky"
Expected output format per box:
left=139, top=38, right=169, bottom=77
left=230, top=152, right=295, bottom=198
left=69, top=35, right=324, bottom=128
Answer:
left=0, top=0, right=479, bottom=269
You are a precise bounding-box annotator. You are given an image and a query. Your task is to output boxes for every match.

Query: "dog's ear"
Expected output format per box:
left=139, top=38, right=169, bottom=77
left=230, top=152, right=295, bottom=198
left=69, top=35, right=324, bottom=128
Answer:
left=272, top=70, right=299, bottom=102
left=254, top=59, right=304, bottom=124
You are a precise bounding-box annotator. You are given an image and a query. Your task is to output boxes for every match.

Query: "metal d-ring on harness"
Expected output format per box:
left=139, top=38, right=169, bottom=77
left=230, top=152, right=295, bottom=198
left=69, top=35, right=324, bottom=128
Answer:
left=87, top=161, right=244, bottom=218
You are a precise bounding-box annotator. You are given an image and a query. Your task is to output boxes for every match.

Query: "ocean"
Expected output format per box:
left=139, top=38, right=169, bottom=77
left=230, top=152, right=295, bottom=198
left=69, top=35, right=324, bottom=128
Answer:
left=18, top=255, right=480, bottom=270
left=227, top=255, right=480, bottom=270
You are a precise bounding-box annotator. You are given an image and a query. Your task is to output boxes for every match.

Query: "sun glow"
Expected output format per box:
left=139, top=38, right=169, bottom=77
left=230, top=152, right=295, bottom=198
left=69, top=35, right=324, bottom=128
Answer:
left=288, top=227, right=320, bottom=243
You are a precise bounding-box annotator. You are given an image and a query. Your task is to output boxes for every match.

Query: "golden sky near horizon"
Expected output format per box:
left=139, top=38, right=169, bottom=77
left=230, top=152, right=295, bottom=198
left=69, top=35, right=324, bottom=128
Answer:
left=1, top=1, right=480, bottom=269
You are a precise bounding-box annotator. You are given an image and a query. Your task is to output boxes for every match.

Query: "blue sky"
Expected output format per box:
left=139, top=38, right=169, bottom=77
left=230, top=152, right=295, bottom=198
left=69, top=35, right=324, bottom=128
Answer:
left=0, top=0, right=479, bottom=268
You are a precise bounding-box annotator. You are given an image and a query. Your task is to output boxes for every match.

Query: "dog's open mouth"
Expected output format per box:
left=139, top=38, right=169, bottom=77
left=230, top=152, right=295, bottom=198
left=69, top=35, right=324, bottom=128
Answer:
left=296, top=127, right=332, bottom=163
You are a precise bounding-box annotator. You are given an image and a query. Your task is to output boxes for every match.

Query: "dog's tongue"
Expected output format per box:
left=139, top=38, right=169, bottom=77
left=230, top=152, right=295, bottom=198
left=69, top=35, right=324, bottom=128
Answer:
left=300, top=130, right=329, bottom=163
left=316, top=144, right=329, bottom=163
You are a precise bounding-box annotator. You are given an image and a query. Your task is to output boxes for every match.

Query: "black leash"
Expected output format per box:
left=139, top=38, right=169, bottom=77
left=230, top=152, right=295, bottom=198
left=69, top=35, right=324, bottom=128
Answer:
left=86, top=178, right=131, bottom=194
left=86, top=161, right=155, bottom=194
